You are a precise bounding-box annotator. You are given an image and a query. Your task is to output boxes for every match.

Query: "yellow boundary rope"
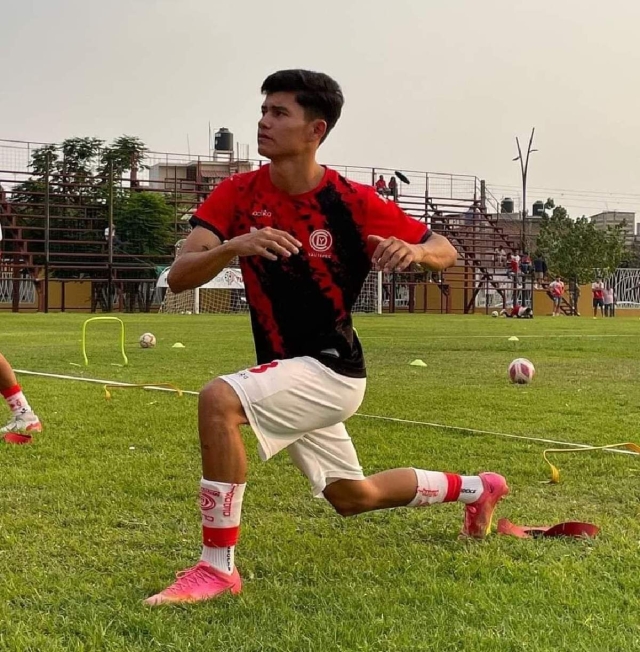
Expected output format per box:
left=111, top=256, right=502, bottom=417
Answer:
left=543, top=443, right=640, bottom=483
left=103, top=383, right=183, bottom=399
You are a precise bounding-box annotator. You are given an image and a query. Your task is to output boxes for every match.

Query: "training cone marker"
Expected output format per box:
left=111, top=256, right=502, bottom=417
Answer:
left=172, top=342, right=185, bottom=349
left=409, top=359, right=427, bottom=367
left=508, top=336, right=519, bottom=342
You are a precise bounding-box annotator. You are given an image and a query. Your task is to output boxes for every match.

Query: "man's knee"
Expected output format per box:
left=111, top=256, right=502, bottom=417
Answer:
left=199, top=379, right=245, bottom=425
left=323, top=479, right=379, bottom=517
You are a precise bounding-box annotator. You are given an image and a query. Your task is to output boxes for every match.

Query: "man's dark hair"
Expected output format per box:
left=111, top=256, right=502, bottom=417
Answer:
left=261, top=69, right=344, bottom=143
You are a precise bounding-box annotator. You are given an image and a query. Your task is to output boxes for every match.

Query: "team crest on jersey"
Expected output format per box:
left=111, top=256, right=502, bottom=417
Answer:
left=309, top=229, right=333, bottom=258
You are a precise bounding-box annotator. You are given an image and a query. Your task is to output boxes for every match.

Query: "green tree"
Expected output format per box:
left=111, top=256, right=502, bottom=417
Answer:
left=100, top=135, right=148, bottom=187
left=112, top=191, right=175, bottom=311
left=113, top=191, right=174, bottom=257
left=8, top=136, right=155, bottom=281
left=536, top=199, right=629, bottom=283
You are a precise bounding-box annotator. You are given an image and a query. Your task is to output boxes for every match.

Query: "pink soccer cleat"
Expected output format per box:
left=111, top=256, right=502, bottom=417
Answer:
left=2, top=413, right=42, bottom=445
left=460, top=472, right=509, bottom=539
left=145, top=561, right=242, bottom=605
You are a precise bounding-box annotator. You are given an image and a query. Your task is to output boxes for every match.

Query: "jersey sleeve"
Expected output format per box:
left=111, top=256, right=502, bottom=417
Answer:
left=363, top=190, right=431, bottom=245
left=189, top=177, right=237, bottom=242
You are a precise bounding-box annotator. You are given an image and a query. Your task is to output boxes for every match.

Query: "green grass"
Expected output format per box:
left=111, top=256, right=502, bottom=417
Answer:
left=1, top=313, right=639, bottom=651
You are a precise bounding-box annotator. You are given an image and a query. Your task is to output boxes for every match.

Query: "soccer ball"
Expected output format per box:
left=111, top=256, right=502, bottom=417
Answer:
left=139, top=332, right=157, bottom=349
left=491, top=310, right=499, bottom=318
left=508, top=358, right=535, bottom=384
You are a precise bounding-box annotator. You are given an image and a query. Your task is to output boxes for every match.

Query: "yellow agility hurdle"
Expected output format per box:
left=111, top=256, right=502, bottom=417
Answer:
left=81, top=317, right=129, bottom=367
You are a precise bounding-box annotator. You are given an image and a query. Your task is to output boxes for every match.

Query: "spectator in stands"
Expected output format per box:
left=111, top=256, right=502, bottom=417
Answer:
left=104, top=226, right=122, bottom=248
left=549, top=275, right=565, bottom=316
left=507, top=252, right=520, bottom=285
left=592, top=277, right=605, bottom=318
left=520, top=252, right=532, bottom=276
left=375, top=175, right=387, bottom=195
left=603, top=282, right=615, bottom=317
left=533, top=252, right=547, bottom=288
left=569, top=278, right=581, bottom=316
left=495, top=246, right=506, bottom=267
left=388, top=176, right=398, bottom=202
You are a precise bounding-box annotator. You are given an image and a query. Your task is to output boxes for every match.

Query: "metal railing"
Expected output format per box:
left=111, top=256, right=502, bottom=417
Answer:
left=0, top=138, right=515, bottom=313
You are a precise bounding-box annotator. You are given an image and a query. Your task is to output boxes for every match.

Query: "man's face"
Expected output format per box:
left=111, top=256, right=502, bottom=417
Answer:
left=257, top=92, right=326, bottom=160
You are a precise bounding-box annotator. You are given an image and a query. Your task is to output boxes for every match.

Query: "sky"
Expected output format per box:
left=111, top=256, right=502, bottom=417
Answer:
left=1, top=0, right=639, bottom=222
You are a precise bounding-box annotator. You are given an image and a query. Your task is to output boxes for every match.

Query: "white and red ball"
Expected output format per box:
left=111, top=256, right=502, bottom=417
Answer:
left=508, top=358, right=535, bottom=384
left=139, top=332, right=157, bottom=349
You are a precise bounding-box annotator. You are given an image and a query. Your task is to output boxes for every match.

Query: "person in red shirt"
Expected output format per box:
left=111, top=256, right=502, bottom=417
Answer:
left=591, top=277, right=605, bottom=318
left=500, top=304, right=533, bottom=319
left=374, top=174, right=387, bottom=194
left=146, top=69, right=508, bottom=605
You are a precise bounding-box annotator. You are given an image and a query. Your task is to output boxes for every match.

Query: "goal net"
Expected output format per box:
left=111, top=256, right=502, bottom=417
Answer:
left=608, top=268, right=640, bottom=309
left=157, top=244, right=382, bottom=315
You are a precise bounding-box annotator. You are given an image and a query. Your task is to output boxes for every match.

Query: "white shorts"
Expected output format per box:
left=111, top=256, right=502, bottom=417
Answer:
left=221, top=356, right=366, bottom=497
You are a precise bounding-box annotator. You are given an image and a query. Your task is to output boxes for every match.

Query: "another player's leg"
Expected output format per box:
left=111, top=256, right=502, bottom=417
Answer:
left=145, top=379, right=246, bottom=605
left=324, top=468, right=508, bottom=538
left=0, top=353, right=41, bottom=444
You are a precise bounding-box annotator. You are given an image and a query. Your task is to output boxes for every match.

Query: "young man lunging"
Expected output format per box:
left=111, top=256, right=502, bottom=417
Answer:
left=146, top=70, right=509, bottom=605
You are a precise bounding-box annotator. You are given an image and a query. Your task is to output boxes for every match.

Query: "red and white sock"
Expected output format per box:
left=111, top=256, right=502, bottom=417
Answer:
left=409, top=469, right=484, bottom=506
left=1, top=384, right=33, bottom=418
left=199, top=478, right=246, bottom=575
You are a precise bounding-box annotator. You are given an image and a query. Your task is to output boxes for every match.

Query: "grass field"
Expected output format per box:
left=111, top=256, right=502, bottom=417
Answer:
left=1, top=313, right=639, bottom=652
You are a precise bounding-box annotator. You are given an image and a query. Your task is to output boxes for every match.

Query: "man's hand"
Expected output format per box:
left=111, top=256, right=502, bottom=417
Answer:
left=368, top=235, right=417, bottom=272
left=369, top=232, right=457, bottom=271
left=230, top=227, right=302, bottom=261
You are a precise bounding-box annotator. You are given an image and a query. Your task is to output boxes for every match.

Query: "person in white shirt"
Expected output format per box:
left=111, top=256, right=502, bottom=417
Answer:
left=548, top=276, right=565, bottom=316
left=603, top=284, right=615, bottom=317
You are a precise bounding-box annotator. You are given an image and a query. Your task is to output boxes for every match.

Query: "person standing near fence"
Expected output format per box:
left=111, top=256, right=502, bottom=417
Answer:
left=603, top=283, right=615, bottom=317
left=592, top=277, right=605, bottom=318
left=569, top=278, right=581, bottom=316
left=549, top=276, right=565, bottom=316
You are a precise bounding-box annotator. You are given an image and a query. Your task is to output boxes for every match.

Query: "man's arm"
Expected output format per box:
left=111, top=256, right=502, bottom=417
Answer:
left=167, top=227, right=235, bottom=293
left=167, top=225, right=302, bottom=293
left=368, top=232, right=457, bottom=273
left=410, top=233, right=458, bottom=271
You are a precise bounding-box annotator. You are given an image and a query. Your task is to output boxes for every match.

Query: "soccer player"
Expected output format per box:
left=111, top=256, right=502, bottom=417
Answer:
left=592, top=277, right=605, bottom=318
left=146, top=70, right=509, bottom=605
left=549, top=276, right=565, bottom=316
left=500, top=304, right=533, bottom=319
left=0, top=353, right=42, bottom=444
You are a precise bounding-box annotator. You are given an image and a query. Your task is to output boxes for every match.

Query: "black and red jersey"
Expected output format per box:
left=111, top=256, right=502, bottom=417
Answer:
left=191, top=165, right=430, bottom=377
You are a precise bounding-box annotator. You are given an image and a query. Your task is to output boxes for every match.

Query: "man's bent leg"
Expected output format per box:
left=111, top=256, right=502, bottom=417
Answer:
left=324, top=467, right=508, bottom=539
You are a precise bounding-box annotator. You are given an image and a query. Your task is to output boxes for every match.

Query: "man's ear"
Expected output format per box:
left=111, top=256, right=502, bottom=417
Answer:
left=312, top=119, right=328, bottom=143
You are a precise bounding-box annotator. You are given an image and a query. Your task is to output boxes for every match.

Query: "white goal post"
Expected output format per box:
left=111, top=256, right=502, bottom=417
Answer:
left=157, top=266, right=383, bottom=315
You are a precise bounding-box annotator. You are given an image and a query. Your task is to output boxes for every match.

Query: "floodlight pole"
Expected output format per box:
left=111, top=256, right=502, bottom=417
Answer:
left=514, top=128, right=536, bottom=252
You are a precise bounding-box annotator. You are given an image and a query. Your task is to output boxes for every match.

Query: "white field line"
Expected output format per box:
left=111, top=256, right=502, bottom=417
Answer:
left=359, top=334, right=638, bottom=340
left=16, top=369, right=638, bottom=458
